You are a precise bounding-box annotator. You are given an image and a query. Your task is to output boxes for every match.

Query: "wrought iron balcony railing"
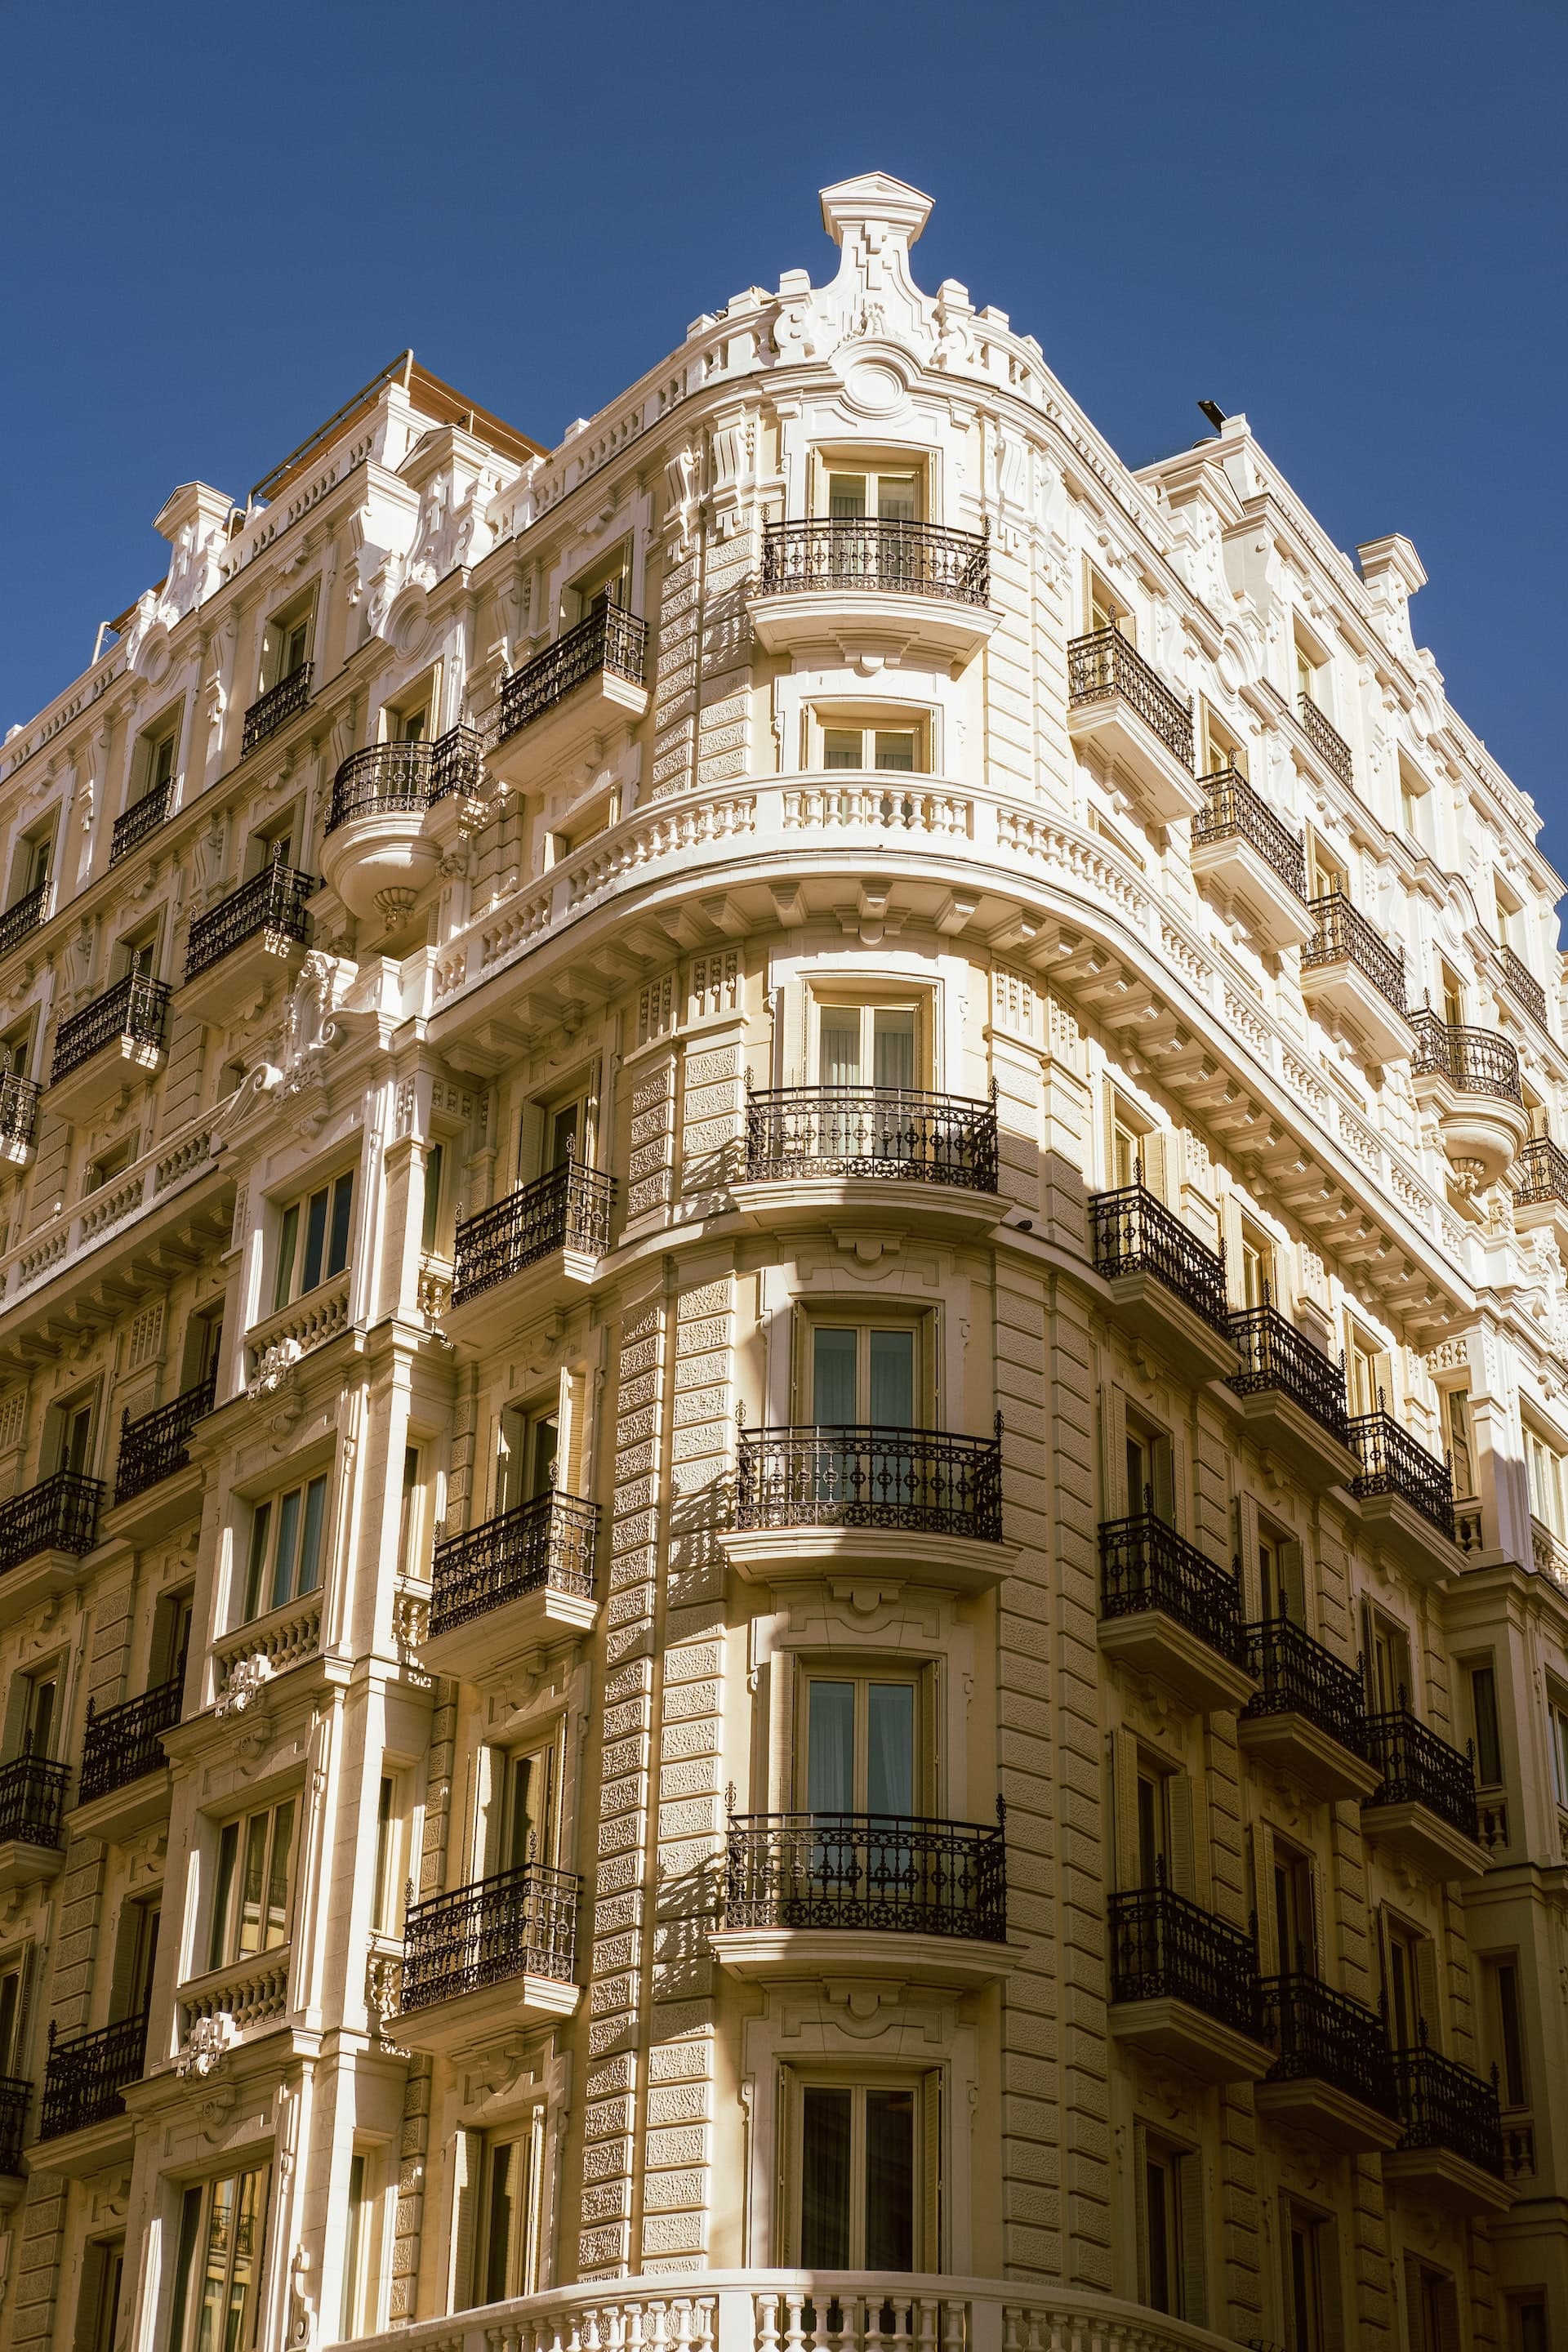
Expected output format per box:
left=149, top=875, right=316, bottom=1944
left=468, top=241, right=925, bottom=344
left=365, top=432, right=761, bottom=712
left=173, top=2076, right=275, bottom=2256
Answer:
left=242, top=661, right=312, bottom=756
left=1348, top=1407, right=1455, bottom=1539
left=734, top=1423, right=1003, bottom=1543
left=0, top=880, right=48, bottom=959
left=744, top=1082, right=998, bottom=1192
left=724, top=1809, right=1006, bottom=1942
left=1108, top=1879, right=1263, bottom=2040
left=430, top=1490, right=599, bottom=1639
left=1261, top=1974, right=1398, bottom=2118
left=759, top=517, right=990, bottom=605
left=398, top=1861, right=579, bottom=2010
left=1067, top=627, right=1194, bottom=771
left=1242, top=1614, right=1370, bottom=1759
left=0, top=1470, right=102, bottom=1574
left=0, top=2078, right=28, bottom=2174
left=0, top=1751, right=71, bottom=1848
left=0, top=1071, right=38, bottom=1151
left=1514, top=1134, right=1568, bottom=1209
left=1364, top=1708, right=1480, bottom=1842
left=78, top=1675, right=183, bottom=1806
left=51, top=971, right=171, bottom=1085
left=1392, top=2039, right=1505, bottom=2175
left=110, top=781, right=172, bottom=866
left=38, top=2009, right=148, bottom=2140
left=1409, top=1013, right=1523, bottom=1106
left=1498, top=945, right=1548, bottom=1029
left=114, top=1368, right=217, bottom=1506
left=450, top=1158, right=616, bottom=1306
left=1192, top=766, right=1307, bottom=901
left=1301, top=886, right=1407, bottom=1018
left=495, top=607, right=647, bottom=746
left=1098, top=1509, right=1248, bottom=1668
left=326, top=727, right=488, bottom=831
left=1089, top=1179, right=1231, bottom=1334
left=1227, top=1302, right=1352, bottom=1446
left=1298, top=692, right=1353, bottom=784
left=185, top=861, right=314, bottom=985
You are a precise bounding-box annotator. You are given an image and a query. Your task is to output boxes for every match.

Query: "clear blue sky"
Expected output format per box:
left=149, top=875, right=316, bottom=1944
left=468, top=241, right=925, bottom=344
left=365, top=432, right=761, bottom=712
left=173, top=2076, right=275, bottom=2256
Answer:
left=2, top=1, right=1562, bottom=858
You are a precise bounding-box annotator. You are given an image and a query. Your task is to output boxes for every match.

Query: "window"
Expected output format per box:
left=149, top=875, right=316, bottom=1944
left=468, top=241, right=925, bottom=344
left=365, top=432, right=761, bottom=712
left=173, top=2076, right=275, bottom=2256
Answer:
left=83, top=1135, right=136, bottom=1197
left=1256, top=1521, right=1305, bottom=1624
left=340, top=2149, right=385, bottom=2336
left=519, top=1090, right=590, bottom=1182
left=243, top=808, right=301, bottom=882
left=1202, top=707, right=1246, bottom=781
left=1526, top=1425, right=1566, bottom=1540
left=1508, top=2297, right=1548, bottom=2352
left=73, top=2237, right=124, bottom=2352
left=567, top=544, right=630, bottom=623
left=133, top=715, right=178, bottom=807
left=788, top=2074, right=933, bottom=2268
left=1381, top=1913, right=1437, bottom=2052
left=1108, top=1102, right=1150, bottom=1192
left=495, top=1403, right=559, bottom=1516
left=1444, top=1388, right=1476, bottom=1499
left=0, top=1958, right=29, bottom=2077
left=1400, top=768, right=1430, bottom=850
left=482, top=1740, right=556, bottom=1878
left=800, top=1670, right=922, bottom=1816
left=1303, top=831, right=1346, bottom=902
left=241, top=1473, right=328, bottom=1621
left=1295, top=634, right=1327, bottom=715
left=1238, top=1218, right=1275, bottom=1310
left=398, top=1446, right=425, bottom=1566
left=185, top=1306, right=225, bottom=1393
left=18, top=1668, right=58, bottom=1760
left=112, top=1899, right=160, bottom=2021
left=1468, top=1662, right=1503, bottom=1787
left=1088, top=568, right=1131, bottom=641
left=261, top=594, right=314, bottom=693
left=1361, top=1602, right=1412, bottom=1715
left=1111, top=1736, right=1196, bottom=1896
left=822, top=466, right=921, bottom=523
left=208, top=1800, right=296, bottom=1969
left=0, top=1019, right=33, bottom=1081
left=113, top=924, right=158, bottom=983
left=1269, top=1838, right=1318, bottom=1977
left=168, top=2167, right=270, bottom=2352
left=815, top=998, right=919, bottom=1090
left=1124, top=1410, right=1173, bottom=1521
left=820, top=721, right=921, bottom=773
left=806, top=1319, right=921, bottom=1428
left=1484, top=1955, right=1529, bottom=2109
left=1138, top=2132, right=1205, bottom=2323
left=372, top=1775, right=409, bottom=1935
left=1405, top=2258, right=1461, bottom=2352
left=273, top=1169, right=354, bottom=1310
left=1281, top=2200, right=1339, bottom=2352
left=1344, top=1321, right=1390, bottom=1419
left=385, top=683, right=431, bottom=744
left=420, top=1143, right=445, bottom=1254
left=11, top=824, right=51, bottom=907
left=45, top=1392, right=96, bottom=1478
left=1437, top=960, right=1466, bottom=1032
left=452, top=2114, right=546, bottom=2309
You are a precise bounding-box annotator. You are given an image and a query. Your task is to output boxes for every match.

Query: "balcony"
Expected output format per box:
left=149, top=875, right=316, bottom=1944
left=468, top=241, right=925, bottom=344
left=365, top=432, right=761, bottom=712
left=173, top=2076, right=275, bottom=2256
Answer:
left=725, top=1422, right=1007, bottom=1592
left=1107, top=1881, right=1271, bottom=2082
left=711, top=1809, right=1010, bottom=1989
left=36, top=2011, right=147, bottom=2171
left=49, top=972, right=171, bottom=1120
left=109, top=780, right=172, bottom=866
left=1513, top=1134, right=1568, bottom=1248
left=1256, top=1975, right=1401, bottom=2152
left=1383, top=2042, right=1511, bottom=2213
left=110, top=1369, right=216, bottom=1535
left=0, top=880, right=47, bottom=961
left=488, top=607, right=648, bottom=790
left=1089, top=1180, right=1236, bottom=1375
left=1348, top=1407, right=1462, bottom=1582
left=72, top=1676, right=182, bottom=1842
left=0, top=1753, right=71, bottom=1893
left=1097, top=1511, right=1254, bottom=1713
left=0, top=1471, right=102, bottom=1624
left=1226, top=1303, right=1358, bottom=1489
left=733, top=1082, right=1000, bottom=1235
left=1299, top=886, right=1413, bottom=1062
left=446, top=1159, right=615, bottom=1346
left=1066, top=628, right=1200, bottom=822
left=1297, top=692, right=1353, bottom=785
left=182, top=860, right=314, bottom=1018
left=242, top=661, right=312, bottom=756
left=1237, top=1616, right=1379, bottom=1801
left=319, top=727, right=484, bottom=924
left=422, top=1490, right=599, bottom=1679
left=1497, top=944, right=1548, bottom=1030
left=1361, top=1708, right=1486, bottom=1879
left=747, top=517, right=996, bottom=667
left=390, top=1862, right=580, bottom=2056
left=1190, top=766, right=1315, bottom=947
left=1409, top=1012, right=1529, bottom=1188
left=0, top=1071, right=38, bottom=1168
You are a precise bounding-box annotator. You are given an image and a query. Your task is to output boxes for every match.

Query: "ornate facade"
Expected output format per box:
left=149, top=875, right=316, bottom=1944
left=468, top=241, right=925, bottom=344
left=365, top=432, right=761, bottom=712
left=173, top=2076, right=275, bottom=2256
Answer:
left=0, top=173, right=1562, bottom=2352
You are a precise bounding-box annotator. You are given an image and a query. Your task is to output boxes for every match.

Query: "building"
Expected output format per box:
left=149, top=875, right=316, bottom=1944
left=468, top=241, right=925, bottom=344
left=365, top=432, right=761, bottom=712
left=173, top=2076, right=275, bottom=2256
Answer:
left=0, top=169, right=1562, bottom=2352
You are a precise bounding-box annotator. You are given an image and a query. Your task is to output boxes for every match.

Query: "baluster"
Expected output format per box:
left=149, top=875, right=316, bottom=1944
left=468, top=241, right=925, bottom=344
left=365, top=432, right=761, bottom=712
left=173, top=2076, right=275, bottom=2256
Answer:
left=782, top=2295, right=806, bottom=2352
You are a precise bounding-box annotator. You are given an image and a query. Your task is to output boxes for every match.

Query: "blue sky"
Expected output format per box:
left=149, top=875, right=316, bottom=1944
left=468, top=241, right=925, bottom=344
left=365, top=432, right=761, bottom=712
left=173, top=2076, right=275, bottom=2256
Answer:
left=2, top=1, right=1562, bottom=860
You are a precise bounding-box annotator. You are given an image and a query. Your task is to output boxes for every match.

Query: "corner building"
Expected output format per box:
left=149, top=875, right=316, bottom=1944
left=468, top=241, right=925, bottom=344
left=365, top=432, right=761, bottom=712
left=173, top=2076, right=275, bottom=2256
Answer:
left=0, top=172, right=1565, bottom=2352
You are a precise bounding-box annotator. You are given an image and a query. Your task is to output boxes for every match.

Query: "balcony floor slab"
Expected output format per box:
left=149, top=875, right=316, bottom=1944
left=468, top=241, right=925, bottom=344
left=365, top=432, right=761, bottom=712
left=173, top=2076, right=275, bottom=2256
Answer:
left=65, top=1765, right=173, bottom=1849
left=1299, top=961, right=1414, bottom=1067
left=1254, top=2076, right=1403, bottom=2154
left=1100, top=1268, right=1238, bottom=1379
left=0, top=1547, right=95, bottom=1633
left=101, top=1460, right=206, bottom=1549
left=708, top=1925, right=1016, bottom=1990
left=420, top=1585, right=599, bottom=1683
left=29, top=2109, right=136, bottom=2180
left=1355, top=1490, right=1466, bottom=1586
left=729, top=1174, right=1002, bottom=1241
left=181, top=929, right=308, bottom=1025
left=1066, top=699, right=1204, bottom=824
left=1236, top=1713, right=1381, bottom=1803
left=48, top=1040, right=166, bottom=1126
left=1381, top=2145, right=1512, bottom=2215
left=488, top=673, right=648, bottom=792
left=1097, top=1610, right=1256, bottom=1716
left=1191, top=834, right=1316, bottom=949
left=1223, top=1389, right=1361, bottom=1494
left=746, top=588, right=998, bottom=669
left=1107, top=1995, right=1274, bottom=2084
left=390, top=1971, right=580, bottom=2059
left=441, top=1249, right=602, bottom=1356
left=0, top=1838, right=64, bottom=1897
left=1361, top=1799, right=1488, bottom=1882
left=722, top=1524, right=1014, bottom=1595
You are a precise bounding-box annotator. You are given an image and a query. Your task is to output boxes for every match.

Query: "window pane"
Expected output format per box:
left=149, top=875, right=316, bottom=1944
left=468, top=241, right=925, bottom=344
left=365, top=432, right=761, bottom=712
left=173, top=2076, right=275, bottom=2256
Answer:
left=867, top=1684, right=915, bottom=1816
left=271, top=1487, right=302, bottom=1612
left=238, top=1815, right=270, bottom=1956
left=274, top=1205, right=298, bottom=1312
left=875, top=475, right=919, bottom=522
left=1146, top=2156, right=1172, bottom=2310
left=224, top=2168, right=268, bottom=2352
left=807, top=1683, right=856, bottom=1814
left=421, top=1144, right=443, bottom=1254
left=296, top=1477, right=327, bottom=1597
left=170, top=2186, right=203, bottom=2352
left=864, top=2089, right=915, bottom=2269
left=327, top=1173, right=354, bottom=1279
left=819, top=1012, right=861, bottom=1086
left=800, top=2087, right=853, bottom=2265
left=243, top=1503, right=271, bottom=1624
left=868, top=1329, right=915, bottom=1428
left=871, top=1009, right=915, bottom=1090
left=827, top=474, right=866, bottom=519
left=301, top=1187, right=330, bottom=1294
left=211, top=1823, right=239, bottom=1970
left=813, top=1328, right=858, bottom=1423
left=822, top=728, right=862, bottom=771
left=873, top=731, right=916, bottom=772
left=483, top=2140, right=523, bottom=2304
left=265, top=1800, right=294, bottom=1947
left=1472, top=1667, right=1502, bottom=1785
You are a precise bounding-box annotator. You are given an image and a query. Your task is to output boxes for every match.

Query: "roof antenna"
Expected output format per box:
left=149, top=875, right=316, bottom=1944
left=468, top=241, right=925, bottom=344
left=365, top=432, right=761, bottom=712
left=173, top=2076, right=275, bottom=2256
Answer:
left=1197, top=400, right=1227, bottom=431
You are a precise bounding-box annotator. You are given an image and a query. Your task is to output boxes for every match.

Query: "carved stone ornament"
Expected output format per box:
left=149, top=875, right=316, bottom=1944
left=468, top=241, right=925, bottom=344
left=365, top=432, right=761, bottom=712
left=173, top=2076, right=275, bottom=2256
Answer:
left=366, top=1954, right=408, bottom=2054
left=176, top=2012, right=235, bottom=2078
left=215, top=1655, right=274, bottom=1718
left=248, top=1338, right=301, bottom=1401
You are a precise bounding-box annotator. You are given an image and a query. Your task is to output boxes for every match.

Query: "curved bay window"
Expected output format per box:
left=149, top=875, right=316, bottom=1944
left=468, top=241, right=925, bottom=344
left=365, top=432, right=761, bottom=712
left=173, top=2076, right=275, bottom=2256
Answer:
left=787, top=2070, right=937, bottom=2269
left=168, top=2164, right=270, bottom=2352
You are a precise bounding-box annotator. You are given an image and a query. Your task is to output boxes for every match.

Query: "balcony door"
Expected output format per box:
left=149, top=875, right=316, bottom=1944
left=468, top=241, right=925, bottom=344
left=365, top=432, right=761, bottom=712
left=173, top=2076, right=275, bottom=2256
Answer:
left=816, top=1001, right=919, bottom=1092
left=1345, top=1324, right=1389, bottom=1420
left=1124, top=1414, right=1174, bottom=1523
left=20, top=1670, right=57, bottom=1762
left=810, top=1324, right=918, bottom=1428
left=802, top=1673, right=920, bottom=1820
left=1381, top=1913, right=1438, bottom=2051
left=824, top=468, right=920, bottom=523
left=1362, top=1603, right=1412, bottom=1716
left=494, top=1403, right=559, bottom=1518
left=46, top=1395, right=95, bottom=1480
left=0, top=1960, right=26, bottom=2080
left=111, top=1898, right=159, bottom=2023
left=792, top=2074, right=930, bottom=2270
left=483, top=1740, right=555, bottom=1881
left=1270, top=1840, right=1318, bottom=1978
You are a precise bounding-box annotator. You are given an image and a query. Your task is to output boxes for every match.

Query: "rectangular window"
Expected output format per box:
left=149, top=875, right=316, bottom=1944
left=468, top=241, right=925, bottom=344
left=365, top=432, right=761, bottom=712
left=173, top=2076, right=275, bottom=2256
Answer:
left=1381, top=1914, right=1437, bottom=2053
left=1088, top=568, right=1131, bottom=640
left=494, top=1403, right=560, bottom=1517
left=398, top=1446, right=423, bottom=1568
left=808, top=1321, right=920, bottom=1427
left=339, top=2149, right=386, bottom=2337
left=46, top=1394, right=96, bottom=1479
left=168, top=2167, right=270, bottom=2352
left=483, top=1740, right=556, bottom=1878
left=1124, top=1410, right=1174, bottom=1522
left=815, top=999, right=920, bottom=1089
left=74, top=2237, right=125, bottom=2352
left=1344, top=1322, right=1390, bottom=1420
left=819, top=721, right=922, bottom=773
left=372, top=1775, right=408, bottom=1936
left=421, top=1143, right=445, bottom=1254
left=261, top=596, right=314, bottom=693
left=791, top=2076, right=931, bottom=2268
left=822, top=466, right=921, bottom=522
left=477, top=2117, right=545, bottom=2303
left=1282, top=2201, right=1336, bottom=2352
left=1508, top=2297, right=1548, bottom=2352
left=242, top=1474, right=327, bottom=1621
left=0, top=1962, right=26, bottom=2075
left=20, top=1668, right=58, bottom=1760
left=1549, top=1698, right=1568, bottom=1812
left=208, top=1800, right=296, bottom=1969
left=12, top=824, right=51, bottom=906
left=273, top=1170, right=354, bottom=1310
left=1444, top=1388, right=1476, bottom=1499
left=800, top=1671, right=920, bottom=1816
left=1138, top=2135, right=1205, bottom=2323
left=1485, top=1955, right=1529, bottom=2109
left=1271, top=1839, right=1317, bottom=1978
left=1361, top=1603, right=1412, bottom=1717
left=1468, top=1662, right=1503, bottom=1787
left=1526, top=1428, right=1566, bottom=1540
left=1405, top=2257, right=1461, bottom=2352
left=1238, top=1219, right=1275, bottom=1310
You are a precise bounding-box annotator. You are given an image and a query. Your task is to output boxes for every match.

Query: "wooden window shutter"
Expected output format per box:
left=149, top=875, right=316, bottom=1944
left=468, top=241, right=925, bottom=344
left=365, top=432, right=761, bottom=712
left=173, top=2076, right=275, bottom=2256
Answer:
left=1251, top=1821, right=1279, bottom=1975
left=559, top=1366, right=586, bottom=1494
left=11, top=1946, right=36, bottom=2077
left=1140, top=1129, right=1169, bottom=1205
left=1317, top=2212, right=1347, bottom=2351
left=523, top=2105, right=546, bottom=2295
left=768, top=1650, right=795, bottom=1814
left=1132, top=2122, right=1151, bottom=2305
left=1304, top=1851, right=1326, bottom=1981
left=1235, top=1493, right=1261, bottom=1618
left=1102, top=1383, right=1129, bottom=1519
left=1176, top=2149, right=1208, bottom=2327
left=1166, top=1772, right=1197, bottom=1900
left=1415, top=1937, right=1443, bottom=2051
left=1279, top=1538, right=1307, bottom=1624
left=1168, top=1419, right=1192, bottom=1536
left=922, top=2069, right=942, bottom=2270
left=1111, top=1730, right=1143, bottom=1891
left=447, top=2128, right=479, bottom=2314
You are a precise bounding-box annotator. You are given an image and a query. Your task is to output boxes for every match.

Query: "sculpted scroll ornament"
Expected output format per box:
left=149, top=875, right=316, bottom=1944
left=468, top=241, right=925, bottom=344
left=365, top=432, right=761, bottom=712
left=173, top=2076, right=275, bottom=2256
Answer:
left=176, top=2013, right=234, bottom=2079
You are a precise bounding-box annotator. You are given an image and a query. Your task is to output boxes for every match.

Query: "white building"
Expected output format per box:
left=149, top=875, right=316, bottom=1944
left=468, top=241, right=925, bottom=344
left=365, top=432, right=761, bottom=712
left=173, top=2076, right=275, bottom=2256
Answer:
left=0, top=172, right=1562, bottom=2352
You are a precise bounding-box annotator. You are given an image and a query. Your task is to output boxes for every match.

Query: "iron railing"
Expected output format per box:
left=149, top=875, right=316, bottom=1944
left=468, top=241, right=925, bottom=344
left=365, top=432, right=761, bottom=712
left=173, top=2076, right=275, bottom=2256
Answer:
left=1364, top=1708, right=1480, bottom=1842
left=328, top=742, right=427, bottom=831
left=759, top=518, right=990, bottom=605
left=114, top=1369, right=217, bottom=1505
left=185, top=862, right=314, bottom=984
left=0, top=1470, right=102, bottom=1574
left=430, top=1490, right=599, bottom=1638
left=0, top=1751, right=71, bottom=1848
left=1302, top=886, right=1407, bottom=1017
left=1261, top=1974, right=1398, bottom=2118
left=242, top=661, right=312, bottom=755
left=724, top=1810, right=1006, bottom=1942
left=1067, top=628, right=1194, bottom=771
left=1514, top=1135, right=1568, bottom=1209
left=78, top=1676, right=183, bottom=1805
left=0, top=1072, right=38, bottom=1150
left=1227, top=1303, right=1352, bottom=1446
left=110, top=782, right=172, bottom=866
left=0, top=2078, right=28, bottom=2174
left=744, top=1083, right=998, bottom=1192
left=1497, top=946, right=1548, bottom=1029
left=38, top=2010, right=148, bottom=2140
left=399, top=1862, right=579, bottom=2009
left=0, top=881, right=47, bottom=959
left=1298, top=693, right=1353, bottom=784
left=1242, top=1614, right=1370, bottom=1759
left=1107, top=1879, right=1263, bottom=2040
left=1098, top=1510, right=1248, bottom=1667
left=1348, top=1407, right=1455, bottom=1539
left=1409, top=1013, right=1524, bottom=1106
left=735, top=1423, right=1003, bottom=1543
left=430, top=723, right=484, bottom=801
left=495, top=607, right=647, bottom=746
left=1192, top=767, right=1307, bottom=899
left=450, top=1159, right=616, bottom=1306
left=1392, top=2040, right=1505, bottom=2175
left=51, top=972, right=171, bottom=1085
left=1089, top=1180, right=1231, bottom=1334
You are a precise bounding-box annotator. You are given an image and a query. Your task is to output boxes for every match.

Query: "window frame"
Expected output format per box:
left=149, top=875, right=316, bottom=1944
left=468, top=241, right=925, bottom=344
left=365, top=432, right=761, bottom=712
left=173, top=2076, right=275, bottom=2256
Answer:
left=807, top=987, right=928, bottom=1091
left=207, top=1797, right=297, bottom=1972
left=168, top=2164, right=272, bottom=2352
left=780, top=2063, right=939, bottom=2270
left=810, top=452, right=929, bottom=525
left=794, top=1662, right=933, bottom=1816
left=795, top=1307, right=933, bottom=1428
left=238, top=1470, right=330, bottom=1625
left=805, top=705, right=931, bottom=776
left=271, top=1167, right=355, bottom=1312
left=259, top=589, right=317, bottom=695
